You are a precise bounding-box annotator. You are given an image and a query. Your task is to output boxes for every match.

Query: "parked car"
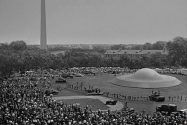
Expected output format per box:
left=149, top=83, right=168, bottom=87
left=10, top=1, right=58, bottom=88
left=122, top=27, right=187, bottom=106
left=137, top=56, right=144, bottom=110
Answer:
left=156, top=104, right=177, bottom=115
left=149, top=93, right=165, bottom=102
left=55, top=78, right=67, bottom=83
left=106, top=100, right=118, bottom=105
left=45, top=89, right=59, bottom=96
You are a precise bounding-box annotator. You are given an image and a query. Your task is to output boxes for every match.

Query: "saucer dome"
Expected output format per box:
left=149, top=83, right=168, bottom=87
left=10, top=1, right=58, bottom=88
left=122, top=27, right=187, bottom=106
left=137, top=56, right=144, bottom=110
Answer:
left=110, top=68, right=181, bottom=88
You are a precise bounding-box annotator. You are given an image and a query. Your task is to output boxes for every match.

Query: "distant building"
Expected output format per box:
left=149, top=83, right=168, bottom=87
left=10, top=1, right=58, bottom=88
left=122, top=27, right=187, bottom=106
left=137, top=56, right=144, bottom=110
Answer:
left=105, top=50, right=168, bottom=58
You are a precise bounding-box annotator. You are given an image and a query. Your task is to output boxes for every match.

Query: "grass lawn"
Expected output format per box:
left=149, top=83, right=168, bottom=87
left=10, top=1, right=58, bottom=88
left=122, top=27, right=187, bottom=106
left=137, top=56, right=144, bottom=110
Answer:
left=47, top=73, right=187, bottom=114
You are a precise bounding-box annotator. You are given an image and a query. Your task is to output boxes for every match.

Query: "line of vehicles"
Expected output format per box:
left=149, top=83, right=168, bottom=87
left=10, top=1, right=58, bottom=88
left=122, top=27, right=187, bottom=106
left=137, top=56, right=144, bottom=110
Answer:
left=54, top=69, right=99, bottom=83
left=55, top=72, right=84, bottom=83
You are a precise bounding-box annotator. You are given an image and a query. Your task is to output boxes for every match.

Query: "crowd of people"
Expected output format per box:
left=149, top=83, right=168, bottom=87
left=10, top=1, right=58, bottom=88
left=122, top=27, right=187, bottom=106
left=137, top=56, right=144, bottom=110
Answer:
left=68, top=67, right=187, bottom=76
left=0, top=68, right=187, bottom=125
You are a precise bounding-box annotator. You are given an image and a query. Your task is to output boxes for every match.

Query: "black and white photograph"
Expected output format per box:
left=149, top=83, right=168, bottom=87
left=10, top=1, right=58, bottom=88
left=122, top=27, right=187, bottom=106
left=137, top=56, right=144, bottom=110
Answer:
left=0, top=0, right=187, bottom=124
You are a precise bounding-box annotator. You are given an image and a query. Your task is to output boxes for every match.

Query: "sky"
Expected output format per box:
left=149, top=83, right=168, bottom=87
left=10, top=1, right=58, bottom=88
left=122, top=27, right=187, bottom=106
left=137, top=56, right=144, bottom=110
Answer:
left=0, top=0, right=187, bottom=45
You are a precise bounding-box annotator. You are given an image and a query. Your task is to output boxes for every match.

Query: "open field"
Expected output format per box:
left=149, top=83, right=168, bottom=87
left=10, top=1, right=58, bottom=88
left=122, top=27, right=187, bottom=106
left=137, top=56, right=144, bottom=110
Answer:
left=49, top=73, right=187, bottom=114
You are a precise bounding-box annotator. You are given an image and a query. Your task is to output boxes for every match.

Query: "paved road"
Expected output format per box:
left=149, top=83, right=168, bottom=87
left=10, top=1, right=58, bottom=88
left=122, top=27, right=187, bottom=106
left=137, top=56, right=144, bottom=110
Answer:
left=53, top=96, right=124, bottom=111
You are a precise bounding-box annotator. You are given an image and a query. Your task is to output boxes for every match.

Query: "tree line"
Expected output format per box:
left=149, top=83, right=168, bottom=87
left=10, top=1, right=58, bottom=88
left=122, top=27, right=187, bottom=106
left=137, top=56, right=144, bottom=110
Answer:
left=0, top=37, right=187, bottom=77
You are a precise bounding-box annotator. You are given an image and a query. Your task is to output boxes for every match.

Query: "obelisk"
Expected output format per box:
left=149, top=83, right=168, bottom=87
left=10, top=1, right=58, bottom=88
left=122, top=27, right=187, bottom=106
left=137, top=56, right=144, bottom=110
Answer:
left=40, top=0, right=47, bottom=50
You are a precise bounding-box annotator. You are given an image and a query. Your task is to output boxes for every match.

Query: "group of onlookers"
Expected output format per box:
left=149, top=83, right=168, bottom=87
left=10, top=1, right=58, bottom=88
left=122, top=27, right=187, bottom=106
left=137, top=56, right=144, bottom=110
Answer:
left=19, top=67, right=187, bottom=78
left=67, top=67, right=187, bottom=76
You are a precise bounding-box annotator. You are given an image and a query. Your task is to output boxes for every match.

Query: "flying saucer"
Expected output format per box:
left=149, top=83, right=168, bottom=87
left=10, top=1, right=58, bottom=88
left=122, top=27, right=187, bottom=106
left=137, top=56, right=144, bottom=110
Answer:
left=110, top=68, right=181, bottom=88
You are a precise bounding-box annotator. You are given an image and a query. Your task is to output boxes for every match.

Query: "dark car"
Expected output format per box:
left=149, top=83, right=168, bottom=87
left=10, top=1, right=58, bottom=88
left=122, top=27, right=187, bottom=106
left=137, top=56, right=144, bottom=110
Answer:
left=149, top=94, right=165, bottom=102
left=55, top=78, right=67, bottom=83
left=106, top=100, right=118, bottom=105
left=45, top=89, right=59, bottom=96
left=156, top=104, right=177, bottom=115
left=61, top=73, right=73, bottom=78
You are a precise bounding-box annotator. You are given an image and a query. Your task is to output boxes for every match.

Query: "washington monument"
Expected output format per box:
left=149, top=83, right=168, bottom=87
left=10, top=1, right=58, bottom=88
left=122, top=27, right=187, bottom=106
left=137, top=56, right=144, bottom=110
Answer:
left=40, top=0, right=47, bottom=50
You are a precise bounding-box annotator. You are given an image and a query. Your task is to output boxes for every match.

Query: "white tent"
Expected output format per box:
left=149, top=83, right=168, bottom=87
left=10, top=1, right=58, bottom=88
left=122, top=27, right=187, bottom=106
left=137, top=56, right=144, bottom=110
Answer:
left=111, top=68, right=181, bottom=88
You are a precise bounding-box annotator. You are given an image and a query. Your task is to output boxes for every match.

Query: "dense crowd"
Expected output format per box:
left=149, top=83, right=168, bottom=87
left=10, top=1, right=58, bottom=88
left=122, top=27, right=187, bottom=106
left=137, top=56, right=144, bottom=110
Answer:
left=68, top=67, right=187, bottom=76
left=0, top=69, right=187, bottom=125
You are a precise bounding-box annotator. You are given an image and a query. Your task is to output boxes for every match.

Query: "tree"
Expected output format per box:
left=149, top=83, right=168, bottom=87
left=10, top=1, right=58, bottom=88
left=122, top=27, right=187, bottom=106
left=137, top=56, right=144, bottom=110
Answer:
left=150, top=53, right=167, bottom=68
left=0, top=43, right=10, bottom=50
left=143, top=43, right=152, bottom=50
left=129, top=56, right=144, bottom=69
left=0, top=52, right=18, bottom=77
left=119, top=54, right=131, bottom=67
left=152, top=41, right=166, bottom=50
left=9, top=40, right=27, bottom=50
left=110, top=44, right=126, bottom=50
left=131, top=45, right=143, bottom=50
left=92, top=46, right=105, bottom=54
left=167, top=36, right=187, bottom=66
